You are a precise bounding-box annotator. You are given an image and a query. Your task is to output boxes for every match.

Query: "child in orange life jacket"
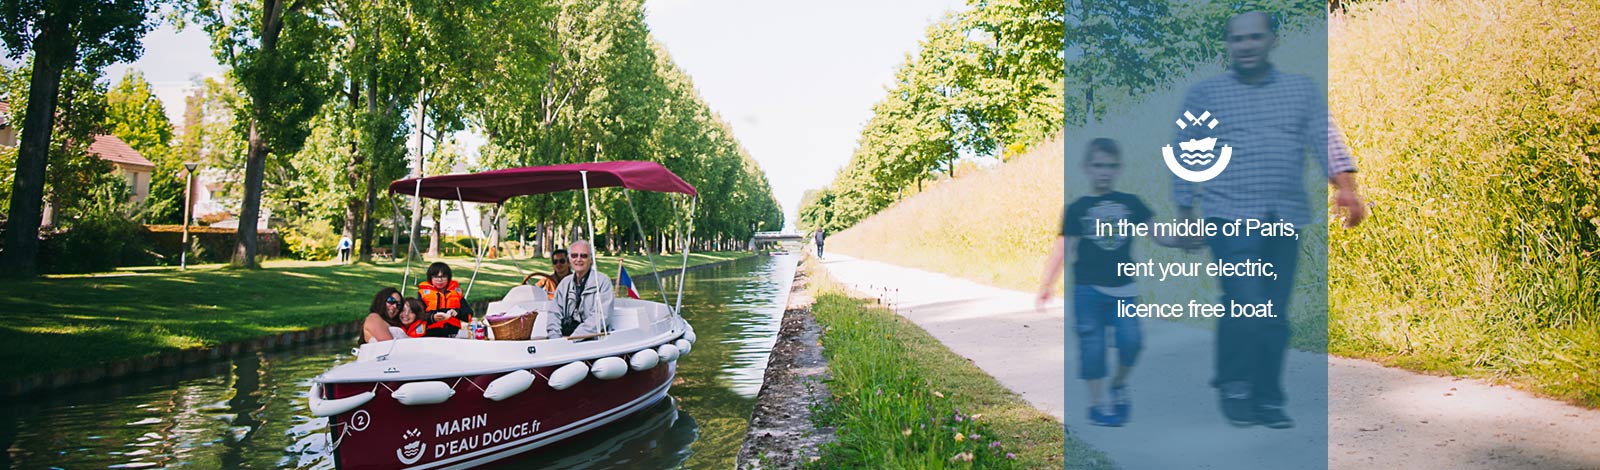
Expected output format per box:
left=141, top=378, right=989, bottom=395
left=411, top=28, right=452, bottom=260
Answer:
left=419, top=262, right=474, bottom=337
left=400, top=298, right=428, bottom=338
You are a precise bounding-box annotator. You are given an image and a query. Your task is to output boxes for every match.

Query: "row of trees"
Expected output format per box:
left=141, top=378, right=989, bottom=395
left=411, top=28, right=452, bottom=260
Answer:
left=0, top=0, right=781, bottom=276
left=797, top=0, right=1322, bottom=233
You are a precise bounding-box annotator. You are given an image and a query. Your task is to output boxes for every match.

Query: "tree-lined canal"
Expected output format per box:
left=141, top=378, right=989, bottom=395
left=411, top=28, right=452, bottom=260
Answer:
left=0, top=254, right=797, bottom=468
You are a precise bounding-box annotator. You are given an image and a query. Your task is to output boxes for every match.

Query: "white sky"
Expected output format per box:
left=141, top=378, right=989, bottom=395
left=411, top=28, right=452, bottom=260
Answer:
left=97, top=1, right=968, bottom=230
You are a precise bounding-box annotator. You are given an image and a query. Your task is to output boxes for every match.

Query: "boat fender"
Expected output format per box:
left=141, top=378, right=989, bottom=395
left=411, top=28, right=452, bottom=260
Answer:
left=657, top=344, right=680, bottom=362
left=483, top=370, right=536, bottom=401
left=591, top=357, right=629, bottom=380
left=308, top=383, right=374, bottom=417
left=685, top=328, right=697, bottom=345
left=629, top=349, right=660, bottom=370
left=549, top=361, right=590, bottom=390
left=675, top=338, right=693, bottom=355
left=392, top=381, right=454, bottom=405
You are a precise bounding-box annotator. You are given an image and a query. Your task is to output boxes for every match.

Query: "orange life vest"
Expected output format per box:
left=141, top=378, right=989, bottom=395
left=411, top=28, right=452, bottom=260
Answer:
left=418, top=280, right=469, bottom=330
left=402, top=320, right=428, bottom=338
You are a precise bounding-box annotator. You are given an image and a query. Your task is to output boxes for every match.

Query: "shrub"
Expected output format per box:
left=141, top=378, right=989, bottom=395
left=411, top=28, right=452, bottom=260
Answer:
left=279, top=217, right=336, bottom=260
left=40, top=206, right=156, bottom=274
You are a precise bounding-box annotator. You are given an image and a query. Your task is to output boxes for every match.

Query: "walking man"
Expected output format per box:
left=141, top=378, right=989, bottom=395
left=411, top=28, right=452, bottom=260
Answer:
left=1173, top=11, right=1366, bottom=429
left=338, top=235, right=353, bottom=263
left=813, top=228, right=826, bottom=259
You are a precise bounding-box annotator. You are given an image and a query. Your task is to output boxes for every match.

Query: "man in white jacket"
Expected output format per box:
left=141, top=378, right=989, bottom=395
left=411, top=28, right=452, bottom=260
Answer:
left=545, top=240, right=614, bottom=339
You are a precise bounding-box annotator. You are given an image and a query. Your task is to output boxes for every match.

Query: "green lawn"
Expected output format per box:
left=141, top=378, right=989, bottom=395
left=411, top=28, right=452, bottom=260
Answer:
left=805, top=259, right=1106, bottom=470
left=0, top=251, right=748, bottom=382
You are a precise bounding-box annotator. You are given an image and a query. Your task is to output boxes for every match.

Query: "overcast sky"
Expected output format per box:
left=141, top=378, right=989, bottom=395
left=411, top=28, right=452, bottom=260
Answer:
left=96, top=1, right=967, bottom=230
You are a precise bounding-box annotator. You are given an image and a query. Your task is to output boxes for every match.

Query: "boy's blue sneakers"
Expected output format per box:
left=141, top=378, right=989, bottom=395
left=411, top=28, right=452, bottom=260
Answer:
left=1088, top=405, right=1124, bottom=427
left=1111, top=384, right=1131, bottom=421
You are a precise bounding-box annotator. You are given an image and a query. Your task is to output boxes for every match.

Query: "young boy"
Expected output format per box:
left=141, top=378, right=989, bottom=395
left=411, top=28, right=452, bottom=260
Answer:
left=1038, top=138, right=1178, bottom=427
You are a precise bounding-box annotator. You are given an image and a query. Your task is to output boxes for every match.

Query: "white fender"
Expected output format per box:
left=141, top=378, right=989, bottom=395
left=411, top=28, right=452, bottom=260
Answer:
left=483, top=370, right=535, bottom=401
left=392, top=381, right=454, bottom=405
left=685, top=328, right=697, bottom=344
left=591, top=357, right=628, bottom=380
left=308, top=383, right=373, bottom=417
left=657, top=343, right=680, bottom=362
left=675, top=338, right=693, bottom=355
left=549, top=361, right=590, bottom=390
left=629, top=349, right=660, bottom=371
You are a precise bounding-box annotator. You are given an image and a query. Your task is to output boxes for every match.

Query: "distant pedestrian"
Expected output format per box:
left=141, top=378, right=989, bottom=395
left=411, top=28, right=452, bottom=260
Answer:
left=813, top=228, right=826, bottom=259
left=338, top=236, right=353, bottom=263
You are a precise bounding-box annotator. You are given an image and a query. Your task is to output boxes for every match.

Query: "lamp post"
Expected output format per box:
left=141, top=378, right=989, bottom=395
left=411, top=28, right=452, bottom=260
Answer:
left=181, top=162, right=198, bottom=270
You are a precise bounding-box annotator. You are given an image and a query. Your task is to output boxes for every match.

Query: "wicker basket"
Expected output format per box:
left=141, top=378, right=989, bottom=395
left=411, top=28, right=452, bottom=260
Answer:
left=489, top=312, right=538, bottom=341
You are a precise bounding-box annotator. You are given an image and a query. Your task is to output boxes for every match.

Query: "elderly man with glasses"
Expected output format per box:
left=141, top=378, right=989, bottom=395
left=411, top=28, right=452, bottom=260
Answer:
left=543, top=240, right=615, bottom=339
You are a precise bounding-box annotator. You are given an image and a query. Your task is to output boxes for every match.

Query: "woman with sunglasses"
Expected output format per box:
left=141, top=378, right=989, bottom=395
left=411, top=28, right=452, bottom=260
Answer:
left=363, top=287, right=404, bottom=342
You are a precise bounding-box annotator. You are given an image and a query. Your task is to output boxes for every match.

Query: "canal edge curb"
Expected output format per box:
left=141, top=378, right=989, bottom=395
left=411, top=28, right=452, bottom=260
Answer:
left=1, top=253, right=762, bottom=398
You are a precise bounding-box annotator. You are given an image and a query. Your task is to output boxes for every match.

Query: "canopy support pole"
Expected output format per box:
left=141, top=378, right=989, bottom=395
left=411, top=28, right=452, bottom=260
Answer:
left=623, top=189, right=671, bottom=307
left=401, top=179, right=423, bottom=295
left=457, top=188, right=487, bottom=300
left=579, top=171, right=605, bottom=333
left=675, top=196, right=697, bottom=316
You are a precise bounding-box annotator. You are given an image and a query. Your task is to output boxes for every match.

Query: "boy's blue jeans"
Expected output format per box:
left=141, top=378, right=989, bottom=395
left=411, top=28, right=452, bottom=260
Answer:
left=1073, top=285, right=1143, bottom=380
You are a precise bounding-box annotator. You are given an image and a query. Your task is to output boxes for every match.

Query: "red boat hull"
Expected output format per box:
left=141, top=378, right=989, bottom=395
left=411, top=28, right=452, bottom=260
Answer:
left=327, top=361, right=675, bottom=469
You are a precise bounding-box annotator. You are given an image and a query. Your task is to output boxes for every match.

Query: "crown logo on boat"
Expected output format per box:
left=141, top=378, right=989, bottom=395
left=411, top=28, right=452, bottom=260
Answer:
left=1163, top=110, right=1233, bottom=182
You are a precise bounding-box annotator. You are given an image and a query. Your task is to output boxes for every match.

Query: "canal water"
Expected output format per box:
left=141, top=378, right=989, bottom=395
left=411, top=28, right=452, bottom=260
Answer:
left=0, top=254, right=798, bottom=469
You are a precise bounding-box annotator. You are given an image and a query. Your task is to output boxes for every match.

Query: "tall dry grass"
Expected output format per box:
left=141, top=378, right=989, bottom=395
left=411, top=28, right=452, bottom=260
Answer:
left=1328, top=0, right=1600, bottom=405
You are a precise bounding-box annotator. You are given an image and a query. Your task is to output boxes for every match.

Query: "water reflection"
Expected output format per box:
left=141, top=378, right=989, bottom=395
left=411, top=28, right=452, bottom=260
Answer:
left=0, top=254, right=794, bottom=469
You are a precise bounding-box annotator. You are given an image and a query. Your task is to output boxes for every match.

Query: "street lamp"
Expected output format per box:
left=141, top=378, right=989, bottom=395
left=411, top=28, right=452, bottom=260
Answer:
left=181, top=162, right=198, bottom=270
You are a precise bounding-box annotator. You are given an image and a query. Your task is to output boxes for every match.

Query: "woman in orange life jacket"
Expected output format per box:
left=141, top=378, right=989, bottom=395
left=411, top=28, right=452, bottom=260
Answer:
left=418, top=262, right=474, bottom=337
left=399, top=298, right=429, bottom=338
left=362, top=287, right=403, bottom=343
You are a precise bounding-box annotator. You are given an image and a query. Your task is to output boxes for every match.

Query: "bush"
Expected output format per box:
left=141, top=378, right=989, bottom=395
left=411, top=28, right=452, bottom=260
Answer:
left=279, top=217, right=336, bottom=260
left=40, top=209, right=156, bottom=274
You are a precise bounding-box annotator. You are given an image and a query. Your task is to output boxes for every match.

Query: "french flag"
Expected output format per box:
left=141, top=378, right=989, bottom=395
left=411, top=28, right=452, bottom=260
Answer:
left=618, top=266, right=641, bottom=300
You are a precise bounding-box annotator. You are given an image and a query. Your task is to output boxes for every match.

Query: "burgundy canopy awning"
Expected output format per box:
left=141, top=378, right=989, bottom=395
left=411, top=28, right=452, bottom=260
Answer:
left=387, top=161, right=698, bottom=203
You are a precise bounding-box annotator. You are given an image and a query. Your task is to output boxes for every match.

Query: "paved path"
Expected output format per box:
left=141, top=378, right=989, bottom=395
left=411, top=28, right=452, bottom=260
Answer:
left=818, top=254, right=1600, bottom=469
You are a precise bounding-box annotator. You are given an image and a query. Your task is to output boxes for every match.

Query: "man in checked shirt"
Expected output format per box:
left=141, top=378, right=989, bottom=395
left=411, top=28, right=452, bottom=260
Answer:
left=1172, top=11, right=1367, bottom=429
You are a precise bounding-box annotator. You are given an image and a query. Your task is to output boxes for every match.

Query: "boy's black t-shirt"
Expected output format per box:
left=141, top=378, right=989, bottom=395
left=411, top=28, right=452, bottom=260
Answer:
left=1062, top=191, right=1152, bottom=287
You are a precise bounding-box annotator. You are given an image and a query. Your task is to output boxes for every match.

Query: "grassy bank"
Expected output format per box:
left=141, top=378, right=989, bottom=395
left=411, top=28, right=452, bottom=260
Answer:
left=0, top=251, right=748, bottom=382
left=1327, top=0, right=1600, bottom=407
left=805, top=259, right=1106, bottom=469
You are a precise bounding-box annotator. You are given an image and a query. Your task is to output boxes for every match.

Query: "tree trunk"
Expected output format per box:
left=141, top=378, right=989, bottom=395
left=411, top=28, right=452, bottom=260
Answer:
left=359, top=68, right=379, bottom=262
left=232, top=120, right=268, bottom=267
left=427, top=199, right=441, bottom=257
left=343, top=82, right=363, bottom=264
left=408, top=86, right=426, bottom=259
left=0, top=15, right=74, bottom=277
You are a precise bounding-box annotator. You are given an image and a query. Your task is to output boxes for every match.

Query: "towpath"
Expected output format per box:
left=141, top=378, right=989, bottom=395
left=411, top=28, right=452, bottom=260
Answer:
left=817, top=253, right=1600, bottom=469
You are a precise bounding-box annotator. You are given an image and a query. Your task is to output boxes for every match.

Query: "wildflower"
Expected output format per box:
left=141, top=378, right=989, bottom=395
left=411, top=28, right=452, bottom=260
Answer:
left=949, top=452, right=974, bottom=462
left=954, top=414, right=964, bottom=422
left=875, top=388, right=883, bottom=396
left=969, top=433, right=981, bottom=441
left=970, top=414, right=983, bottom=420
left=954, top=432, right=965, bottom=443
left=1006, top=453, right=1017, bottom=459
left=990, top=441, right=1002, bottom=449
left=933, top=391, right=945, bottom=398
left=903, top=428, right=912, bottom=436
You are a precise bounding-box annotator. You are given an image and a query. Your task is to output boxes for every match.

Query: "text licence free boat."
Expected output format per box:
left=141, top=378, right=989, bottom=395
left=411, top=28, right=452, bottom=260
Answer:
left=308, top=162, right=703, bottom=469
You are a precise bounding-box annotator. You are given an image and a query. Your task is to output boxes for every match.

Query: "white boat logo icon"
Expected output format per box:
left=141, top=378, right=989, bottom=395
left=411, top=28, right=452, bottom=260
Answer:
left=1164, top=111, right=1232, bottom=182
left=397, top=440, right=426, bottom=465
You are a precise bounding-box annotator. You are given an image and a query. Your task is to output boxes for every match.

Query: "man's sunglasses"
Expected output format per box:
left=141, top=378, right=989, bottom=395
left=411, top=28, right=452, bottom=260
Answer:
left=553, top=258, right=568, bottom=264
left=571, top=253, right=591, bottom=259
left=386, top=297, right=401, bottom=305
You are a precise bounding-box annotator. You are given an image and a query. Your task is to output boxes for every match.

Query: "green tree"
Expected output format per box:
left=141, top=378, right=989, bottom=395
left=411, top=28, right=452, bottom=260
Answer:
left=0, top=0, right=160, bottom=277
left=104, top=70, right=179, bottom=222
left=187, top=0, right=336, bottom=267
